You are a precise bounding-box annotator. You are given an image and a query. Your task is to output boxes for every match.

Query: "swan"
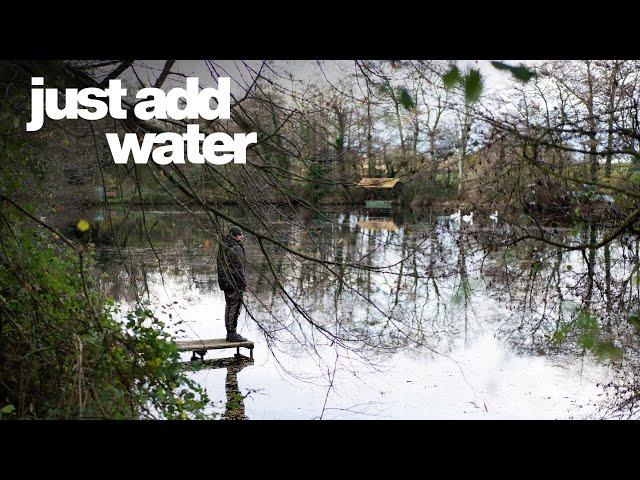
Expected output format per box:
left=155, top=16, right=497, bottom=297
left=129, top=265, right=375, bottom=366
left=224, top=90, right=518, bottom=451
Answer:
left=462, top=212, right=474, bottom=223
left=489, top=210, right=498, bottom=222
left=449, top=210, right=461, bottom=221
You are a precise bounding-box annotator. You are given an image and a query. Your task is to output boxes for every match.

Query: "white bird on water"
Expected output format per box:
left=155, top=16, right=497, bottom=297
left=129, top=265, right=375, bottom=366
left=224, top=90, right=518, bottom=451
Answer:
left=462, top=212, right=474, bottom=224
left=489, top=210, right=498, bottom=222
left=450, top=210, right=461, bottom=222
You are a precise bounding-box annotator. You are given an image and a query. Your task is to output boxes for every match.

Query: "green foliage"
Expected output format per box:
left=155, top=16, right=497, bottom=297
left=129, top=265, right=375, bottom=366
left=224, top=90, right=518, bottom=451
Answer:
left=0, top=404, right=16, bottom=419
left=0, top=211, right=211, bottom=419
left=574, top=310, right=599, bottom=349
left=629, top=171, right=640, bottom=185
left=629, top=313, right=640, bottom=334
left=442, top=62, right=535, bottom=103
left=442, top=65, right=461, bottom=90
left=306, top=160, right=331, bottom=203
left=550, top=310, right=623, bottom=360
left=510, top=66, right=536, bottom=83
left=490, top=61, right=536, bottom=83
left=377, top=82, right=415, bottom=111
left=592, top=341, right=623, bottom=360
left=463, top=69, right=483, bottom=103
left=441, top=65, right=484, bottom=103
left=452, top=276, right=471, bottom=306
left=397, top=87, right=415, bottom=111
left=531, top=260, right=544, bottom=273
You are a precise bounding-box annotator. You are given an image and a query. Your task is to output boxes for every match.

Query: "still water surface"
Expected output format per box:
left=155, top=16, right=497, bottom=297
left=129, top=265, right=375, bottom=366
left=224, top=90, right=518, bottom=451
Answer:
left=87, top=207, right=632, bottom=419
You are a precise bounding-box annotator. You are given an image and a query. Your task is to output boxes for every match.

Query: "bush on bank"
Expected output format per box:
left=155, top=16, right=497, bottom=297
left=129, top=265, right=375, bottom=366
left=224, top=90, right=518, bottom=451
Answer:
left=0, top=206, right=211, bottom=419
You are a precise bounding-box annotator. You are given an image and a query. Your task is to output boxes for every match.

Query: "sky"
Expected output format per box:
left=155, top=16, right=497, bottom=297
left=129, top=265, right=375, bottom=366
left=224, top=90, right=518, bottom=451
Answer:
left=128, top=59, right=543, bottom=96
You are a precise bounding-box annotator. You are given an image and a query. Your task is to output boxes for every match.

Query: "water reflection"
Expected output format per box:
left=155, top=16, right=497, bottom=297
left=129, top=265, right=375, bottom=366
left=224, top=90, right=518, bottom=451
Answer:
left=52, top=206, right=640, bottom=418
left=182, top=356, right=254, bottom=420
left=357, top=218, right=398, bottom=232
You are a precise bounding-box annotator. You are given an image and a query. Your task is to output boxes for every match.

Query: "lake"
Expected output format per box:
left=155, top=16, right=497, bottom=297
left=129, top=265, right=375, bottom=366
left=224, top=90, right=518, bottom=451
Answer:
left=77, top=206, right=639, bottom=419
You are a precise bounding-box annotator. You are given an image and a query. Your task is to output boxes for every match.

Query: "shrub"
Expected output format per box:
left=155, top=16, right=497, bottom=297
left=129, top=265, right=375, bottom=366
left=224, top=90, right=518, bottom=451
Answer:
left=0, top=209, right=211, bottom=419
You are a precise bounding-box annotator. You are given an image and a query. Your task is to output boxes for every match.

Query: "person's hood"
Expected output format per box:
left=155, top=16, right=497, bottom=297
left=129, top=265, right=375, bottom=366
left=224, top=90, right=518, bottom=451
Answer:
left=222, top=234, right=243, bottom=248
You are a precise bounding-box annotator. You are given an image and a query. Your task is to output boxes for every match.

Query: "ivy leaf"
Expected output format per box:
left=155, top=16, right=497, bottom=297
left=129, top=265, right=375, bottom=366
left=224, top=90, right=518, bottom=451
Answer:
left=442, top=65, right=461, bottom=90
left=463, top=69, right=483, bottom=103
left=397, top=87, right=415, bottom=110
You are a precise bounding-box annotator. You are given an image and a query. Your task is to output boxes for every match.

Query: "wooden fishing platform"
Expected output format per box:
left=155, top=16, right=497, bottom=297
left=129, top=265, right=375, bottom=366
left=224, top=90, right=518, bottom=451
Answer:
left=176, top=338, right=254, bottom=361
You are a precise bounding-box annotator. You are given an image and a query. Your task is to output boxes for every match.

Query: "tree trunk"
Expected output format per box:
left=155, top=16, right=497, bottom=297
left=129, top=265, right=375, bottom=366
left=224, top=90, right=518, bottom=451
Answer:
left=366, top=96, right=375, bottom=177
left=605, top=62, right=620, bottom=179
left=393, top=101, right=406, bottom=170
left=586, top=62, right=599, bottom=183
left=458, top=106, right=471, bottom=198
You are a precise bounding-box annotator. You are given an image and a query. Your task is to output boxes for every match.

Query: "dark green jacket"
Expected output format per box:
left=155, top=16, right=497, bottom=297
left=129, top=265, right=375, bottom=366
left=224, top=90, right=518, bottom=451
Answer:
left=216, top=235, right=246, bottom=291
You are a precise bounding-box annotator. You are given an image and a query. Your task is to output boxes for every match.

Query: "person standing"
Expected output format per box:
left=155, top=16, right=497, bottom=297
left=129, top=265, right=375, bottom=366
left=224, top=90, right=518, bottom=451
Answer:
left=216, top=226, right=249, bottom=342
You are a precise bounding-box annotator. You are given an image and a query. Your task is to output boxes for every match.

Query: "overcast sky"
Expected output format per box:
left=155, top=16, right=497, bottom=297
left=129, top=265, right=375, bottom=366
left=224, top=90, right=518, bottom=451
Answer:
left=127, top=60, right=543, bottom=97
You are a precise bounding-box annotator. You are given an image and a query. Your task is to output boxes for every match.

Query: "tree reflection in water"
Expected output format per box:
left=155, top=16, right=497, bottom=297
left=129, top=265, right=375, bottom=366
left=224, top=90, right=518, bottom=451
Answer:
left=79, top=207, right=640, bottom=418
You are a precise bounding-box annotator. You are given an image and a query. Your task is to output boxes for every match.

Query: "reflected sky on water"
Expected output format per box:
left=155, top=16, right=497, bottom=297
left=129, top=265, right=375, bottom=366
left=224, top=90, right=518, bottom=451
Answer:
left=87, top=208, right=635, bottom=419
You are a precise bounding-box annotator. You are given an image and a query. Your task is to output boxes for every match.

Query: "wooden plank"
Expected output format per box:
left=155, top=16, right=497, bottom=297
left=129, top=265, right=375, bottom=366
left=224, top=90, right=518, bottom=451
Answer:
left=176, top=338, right=254, bottom=351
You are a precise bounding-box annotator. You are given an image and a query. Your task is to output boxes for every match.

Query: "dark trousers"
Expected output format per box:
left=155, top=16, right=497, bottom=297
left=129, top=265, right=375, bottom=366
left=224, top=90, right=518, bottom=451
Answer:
left=223, top=288, right=243, bottom=333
